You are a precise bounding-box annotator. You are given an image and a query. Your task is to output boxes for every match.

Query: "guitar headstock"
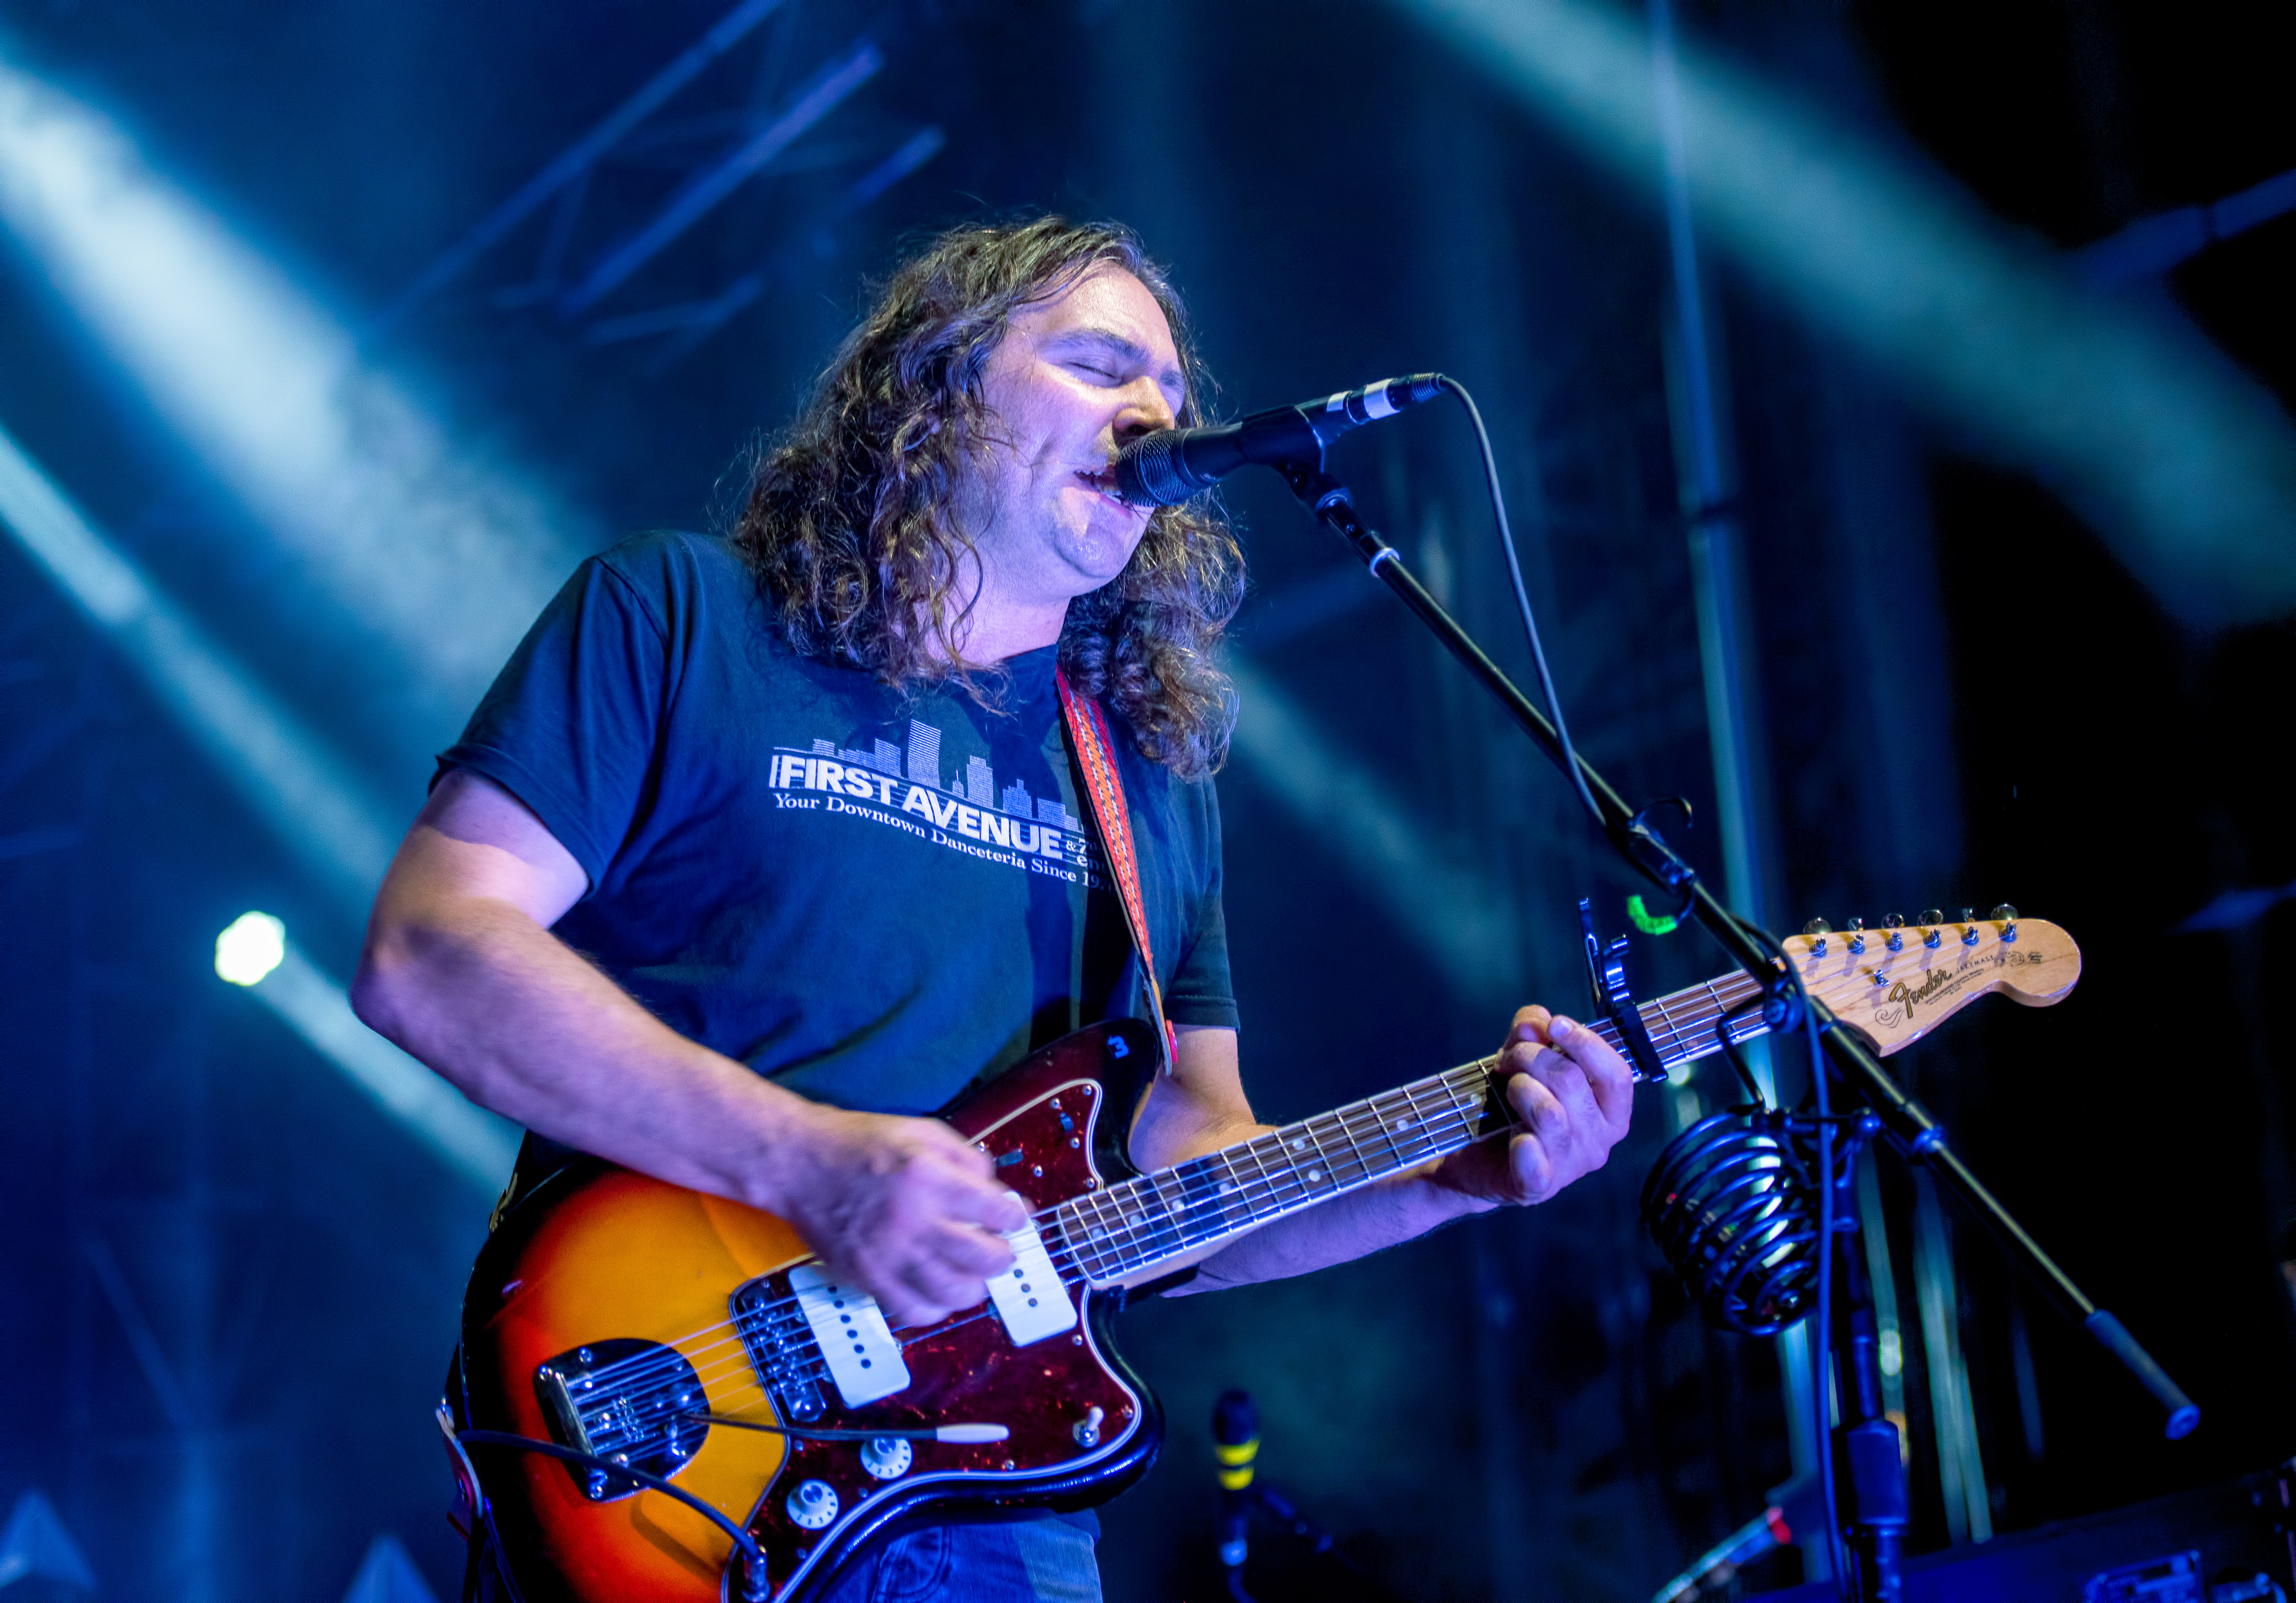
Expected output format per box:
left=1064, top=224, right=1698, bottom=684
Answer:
left=1783, top=907, right=2081, bottom=1057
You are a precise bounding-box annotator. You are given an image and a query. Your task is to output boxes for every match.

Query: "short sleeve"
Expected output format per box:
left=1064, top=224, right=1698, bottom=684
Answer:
left=1163, top=777, right=1239, bottom=1032
left=437, top=555, right=672, bottom=891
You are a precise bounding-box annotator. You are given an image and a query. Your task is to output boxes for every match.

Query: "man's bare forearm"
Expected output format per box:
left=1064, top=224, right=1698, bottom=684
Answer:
left=352, top=844, right=822, bottom=1213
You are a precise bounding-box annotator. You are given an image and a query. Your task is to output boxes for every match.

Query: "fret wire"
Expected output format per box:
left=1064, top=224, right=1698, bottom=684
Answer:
left=1327, top=1107, right=1377, bottom=1185
left=1344, top=1087, right=1417, bottom=1173
left=1059, top=1195, right=1109, bottom=1280
left=1313, top=1112, right=1341, bottom=1185
left=1094, top=1059, right=1517, bottom=1282
left=1363, top=1090, right=1411, bottom=1172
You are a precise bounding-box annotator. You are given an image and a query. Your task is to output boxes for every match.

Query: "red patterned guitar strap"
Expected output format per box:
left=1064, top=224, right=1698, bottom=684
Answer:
left=1055, top=668, right=1177, bottom=1074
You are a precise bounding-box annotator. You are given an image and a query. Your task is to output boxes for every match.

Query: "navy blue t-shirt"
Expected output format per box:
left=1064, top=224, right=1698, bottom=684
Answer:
left=440, top=530, right=1237, bottom=1120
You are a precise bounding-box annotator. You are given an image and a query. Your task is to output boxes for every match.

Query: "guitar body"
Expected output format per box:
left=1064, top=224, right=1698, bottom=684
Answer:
left=458, top=1020, right=1165, bottom=1603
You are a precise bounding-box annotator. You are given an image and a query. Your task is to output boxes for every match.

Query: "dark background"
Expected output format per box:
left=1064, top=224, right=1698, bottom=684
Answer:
left=1, top=1, right=2290, bottom=1598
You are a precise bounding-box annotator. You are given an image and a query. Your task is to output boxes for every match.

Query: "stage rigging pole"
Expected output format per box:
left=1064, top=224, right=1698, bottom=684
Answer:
left=1644, top=0, right=1825, bottom=1541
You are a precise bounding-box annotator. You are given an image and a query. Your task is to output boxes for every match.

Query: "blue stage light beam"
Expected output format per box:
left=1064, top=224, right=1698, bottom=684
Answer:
left=0, top=421, right=396, bottom=912
left=216, top=914, right=519, bottom=1194
left=1394, top=0, right=2296, bottom=628
left=0, top=57, right=585, bottom=731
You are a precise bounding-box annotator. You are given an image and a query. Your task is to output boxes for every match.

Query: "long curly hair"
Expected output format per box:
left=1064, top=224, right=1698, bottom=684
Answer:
left=731, top=218, right=1242, bottom=780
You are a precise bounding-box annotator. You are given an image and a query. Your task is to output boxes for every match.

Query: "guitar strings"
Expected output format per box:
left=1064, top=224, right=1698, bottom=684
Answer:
left=558, top=995, right=1747, bottom=1421
left=565, top=1060, right=1494, bottom=1403
left=560, top=945, right=1976, bottom=1458
left=574, top=1071, right=1506, bottom=1451
left=576, top=961, right=1778, bottom=1400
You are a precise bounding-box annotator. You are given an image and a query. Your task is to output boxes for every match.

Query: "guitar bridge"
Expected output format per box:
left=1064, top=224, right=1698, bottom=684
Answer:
left=532, top=1337, right=707, bottom=1502
left=733, top=1277, right=828, bottom=1423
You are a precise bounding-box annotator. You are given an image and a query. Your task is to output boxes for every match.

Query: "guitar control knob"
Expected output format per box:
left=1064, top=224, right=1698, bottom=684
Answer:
left=860, top=1437, right=913, bottom=1481
left=786, top=1478, right=839, bottom=1530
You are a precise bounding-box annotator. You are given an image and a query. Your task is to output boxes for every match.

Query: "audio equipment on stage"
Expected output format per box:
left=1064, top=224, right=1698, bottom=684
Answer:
left=1650, top=1477, right=1825, bottom=1603
left=1113, top=374, right=1442, bottom=505
left=1744, top=1467, right=2293, bottom=1602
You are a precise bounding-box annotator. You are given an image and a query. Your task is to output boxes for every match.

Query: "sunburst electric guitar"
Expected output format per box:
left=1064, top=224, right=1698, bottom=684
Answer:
left=452, top=910, right=2080, bottom=1603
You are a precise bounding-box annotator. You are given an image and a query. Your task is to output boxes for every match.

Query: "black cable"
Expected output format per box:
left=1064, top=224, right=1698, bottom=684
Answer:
left=1441, top=377, right=1605, bottom=830
left=458, top=1429, right=772, bottom=1601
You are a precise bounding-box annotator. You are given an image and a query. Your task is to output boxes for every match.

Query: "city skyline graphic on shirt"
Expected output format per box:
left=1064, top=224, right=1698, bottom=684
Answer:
left=806, top=716, right=1083, bottom=832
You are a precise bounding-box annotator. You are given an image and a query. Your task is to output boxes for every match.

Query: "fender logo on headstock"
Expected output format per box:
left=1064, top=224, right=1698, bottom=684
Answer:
left=1883, top=965, right=1964, bottom=1017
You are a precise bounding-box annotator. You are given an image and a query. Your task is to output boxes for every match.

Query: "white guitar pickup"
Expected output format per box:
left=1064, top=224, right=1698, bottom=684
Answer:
left=788, top=1264, right=911, bottom=1407
left=988, top=1221, right=1076, bottom=1347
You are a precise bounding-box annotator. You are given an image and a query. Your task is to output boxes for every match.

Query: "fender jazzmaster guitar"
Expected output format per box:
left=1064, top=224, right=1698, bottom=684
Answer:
left=452, top=911, right=2080, bottom=1602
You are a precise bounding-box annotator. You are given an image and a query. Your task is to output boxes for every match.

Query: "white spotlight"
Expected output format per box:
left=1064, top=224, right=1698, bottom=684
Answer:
left=214, top=911, right=287, bottom=986
left=0, top=57, right=589, bottom=733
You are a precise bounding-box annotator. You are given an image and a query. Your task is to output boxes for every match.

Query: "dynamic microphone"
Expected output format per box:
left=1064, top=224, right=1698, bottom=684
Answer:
left=1115, top=374, right=1445, bottom=506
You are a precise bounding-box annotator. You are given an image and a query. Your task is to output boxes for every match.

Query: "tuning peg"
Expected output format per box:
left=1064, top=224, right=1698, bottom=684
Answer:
left=1801, top=917, right=1830, bottom=956
left=1960, top=908, right=1980, bottom=945
left=1918, top=908, right=1943, bottom=926
left=1846, top=917, right=1867, bottom=955
left=1883, top=914, right=1905, bottom=951
left=1991, top=903, right=2019, bottom=943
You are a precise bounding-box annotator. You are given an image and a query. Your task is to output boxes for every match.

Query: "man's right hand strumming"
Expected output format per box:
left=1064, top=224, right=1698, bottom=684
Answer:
left=767, top=1104, right=1025, bottom=1327
left=353, top=767, right=1017, bottom=1329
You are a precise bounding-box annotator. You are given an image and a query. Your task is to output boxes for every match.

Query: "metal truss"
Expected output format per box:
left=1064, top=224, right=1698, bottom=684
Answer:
left=367, top=0, right=947, bottom=371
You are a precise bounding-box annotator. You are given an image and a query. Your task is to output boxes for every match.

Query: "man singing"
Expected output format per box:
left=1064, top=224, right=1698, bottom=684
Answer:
left=353, top=216, right=1633, bottom=1601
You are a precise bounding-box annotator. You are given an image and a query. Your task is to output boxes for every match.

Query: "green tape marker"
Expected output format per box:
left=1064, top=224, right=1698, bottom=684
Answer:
left=1626, top=895, right=1680, bottom=936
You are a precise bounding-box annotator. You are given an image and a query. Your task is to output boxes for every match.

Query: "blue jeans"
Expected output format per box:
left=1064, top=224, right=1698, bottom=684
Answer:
left=815, top=1520, right=1102, bottom=1603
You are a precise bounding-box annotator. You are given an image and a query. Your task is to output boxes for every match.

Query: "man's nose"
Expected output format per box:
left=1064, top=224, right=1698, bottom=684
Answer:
left=1113, top=378, right=1177, bottom=440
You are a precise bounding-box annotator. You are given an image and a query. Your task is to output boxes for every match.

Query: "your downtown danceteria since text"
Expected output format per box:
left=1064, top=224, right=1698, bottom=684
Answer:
left=769, top=718, right=1104, bottom=886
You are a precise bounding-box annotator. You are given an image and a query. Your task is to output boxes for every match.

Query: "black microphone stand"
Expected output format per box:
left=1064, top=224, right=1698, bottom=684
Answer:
left=1270, top=458, right=2199, bottom=1598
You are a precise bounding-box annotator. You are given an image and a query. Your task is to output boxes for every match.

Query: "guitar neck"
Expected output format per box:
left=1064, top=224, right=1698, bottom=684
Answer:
left=1053, top=967, right=1774, bottom=1285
